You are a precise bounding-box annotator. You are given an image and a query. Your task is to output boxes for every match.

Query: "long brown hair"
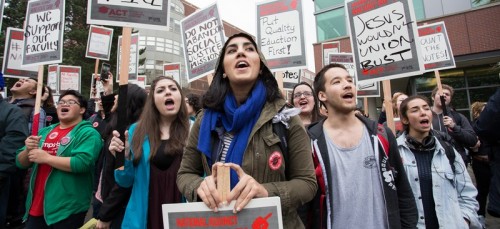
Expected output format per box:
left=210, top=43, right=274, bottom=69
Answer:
left=131, top=76, right=189, bottom=165
left=471, top=101, right=486, bottom=120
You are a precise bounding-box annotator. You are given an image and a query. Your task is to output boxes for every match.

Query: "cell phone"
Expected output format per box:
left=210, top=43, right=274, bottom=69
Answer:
left=100, top=62, right=111, bottom=81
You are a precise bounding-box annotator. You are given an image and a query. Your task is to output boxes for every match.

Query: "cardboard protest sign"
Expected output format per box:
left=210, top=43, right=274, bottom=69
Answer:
left=329, top=53, right=380, bottom=98
left=417, top=22, right=455, bottom=71
left=281, top=69, right=301, bottom=90
left=86, top=25, right=114, bottom=60
left=22, top=0, right=65, bottom=67
left=322, top=41, right=340, bottom=67
left=116, top=33, right=139, bottom=82
left=346, top=0, right=424, bottom=83
left=181, top=3, right=224, bottom=82
left=162, top=197, right=283, bottom=229
left=257, top=0, right=306, bottom=72
left=0, top=0, right=5, bottom=30
left=59, top=65, right=81, bottom=93
left=2, top=28, right=38, bottom=78
left=163, top=63, right=181, bottom=84
left=132, top=75, right=147, bottom=89
left=47, top=64, right=59, bottom=94
left=87, top=0, right=171, bottom=31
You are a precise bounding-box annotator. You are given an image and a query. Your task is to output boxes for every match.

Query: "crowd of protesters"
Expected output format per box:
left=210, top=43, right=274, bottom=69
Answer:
left=0, top=33, right=499, bottom=229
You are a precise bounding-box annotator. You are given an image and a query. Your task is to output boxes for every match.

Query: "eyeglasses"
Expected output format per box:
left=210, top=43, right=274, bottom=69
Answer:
left=57, top=99, right=80, bottom=106
left=293, top=91, right=313, bottom=99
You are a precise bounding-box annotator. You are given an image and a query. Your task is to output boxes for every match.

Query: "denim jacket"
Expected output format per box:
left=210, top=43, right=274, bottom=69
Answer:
left=396, top=133, right=481, bottom=229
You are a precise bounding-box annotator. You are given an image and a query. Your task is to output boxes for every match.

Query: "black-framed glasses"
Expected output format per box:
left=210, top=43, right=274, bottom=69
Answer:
left=293, top=91, right=313, bottom=99
left=57, top=99, right=80, bottom=106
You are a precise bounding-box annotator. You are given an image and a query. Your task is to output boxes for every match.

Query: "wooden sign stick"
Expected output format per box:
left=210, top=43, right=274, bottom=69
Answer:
left=217, top=165, right=230, bottom=203
left=434, top=70, right=443, bottom=94
left=383, top=80, right=395, bottom=134
left=32, top=65, right=44, bottom=135
left=115, top=27, right=132, bottom=169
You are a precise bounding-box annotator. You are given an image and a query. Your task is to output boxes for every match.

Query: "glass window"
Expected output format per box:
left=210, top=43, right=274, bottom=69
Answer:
left=469, top=87, right=497, bottom=104
left=156, top=38, right=164, bottom=42
left=139, top=36, right=145, bottom=41
left=165, top=44, right=173, bottom=49
left=472, top=0, right=493, bottom=7
left=413, top=0, right=426, bottom=20
left=414, top=69, right=465, bottom=92
left=147, top=41, right=155, bottom=46
left=147, top=37, right=155, bottom=41
left=156, top=47, right=164, bottom=52
left=466, top=66, right=500, bottom=87
left=316, top=8, right=347, bottom=41
left=174, top=41, right=180, bottom=46
left=451, top=89, right=468, bottom=109
left=314, top=0, right=343, bottom=11
left=165, top=39, right=173, bottom=44
left=145, top=60, right=154, bottom=65
left=174, top=50, right=180, bottom=55
left=139, top=41, right=145, bottom=46
left=166, top=48, right=173, bottom=53
left=157, top=42, right=164, bottom=47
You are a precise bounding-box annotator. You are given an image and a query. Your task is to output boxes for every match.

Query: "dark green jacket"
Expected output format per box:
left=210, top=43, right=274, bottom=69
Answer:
left=16, top=121, right=102, bottom=225
left=177, top=98, right=317, bottom=229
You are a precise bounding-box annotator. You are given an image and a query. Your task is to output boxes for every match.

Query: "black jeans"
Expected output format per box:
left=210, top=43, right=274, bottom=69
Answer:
left=471, top=158, right=491, bottom=216
left=25, top=211, right=86, bottom=229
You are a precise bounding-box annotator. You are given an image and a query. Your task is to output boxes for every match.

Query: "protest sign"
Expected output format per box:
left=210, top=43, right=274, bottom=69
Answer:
left=86, top=25, right=114, bottom=60
left=117, top=33, right=139, bottom=82
left=47, top=64, right=59, bottom=94
left=257, top=0, right=306, bottom=72
left=90, top=73, right=104, bottom=99
left=417, top=21, right=455, bottom=71
left=2, top=28, right=38, bottom=78
left=59, top=65, right=81, bottom=93
left=281, top=69, right=301, bottom=90
left=346, top=0, right=424, bottom=83
left=329, top=53, right=380, bottom=98
left=130, top=75, right=146, bottom=89
left=87, top=0, right=171, bottom=31
left=181, top=3, right=224, bottom=82
left=162, top=197, right=283, bottom=229
left=322, top=41, right=340, bottom=67
left=22, top=0, right=65, bottom=67
left=0, top=0, right=5, bottom=30
left=163, top=63, right=181, bottom=84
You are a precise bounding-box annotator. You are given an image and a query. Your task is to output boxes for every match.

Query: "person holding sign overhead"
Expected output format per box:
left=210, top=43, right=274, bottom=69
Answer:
left=176, top=33, right=317, bottom=229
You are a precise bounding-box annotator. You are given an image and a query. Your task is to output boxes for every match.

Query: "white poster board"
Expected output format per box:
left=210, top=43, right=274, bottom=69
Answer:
left=257, top=0, right=307, bottom=72
left=2, top=28, right=38, bottom=78
left=47, top=64, right=59, bottom=94
left=116, top=33, right=139, bottom=82
left=87, top=0, right=171, bottom=31
left=162, top=197, right=283, bottom=229
left=86, top=25, right=114, bottom=60
left=329, top=53, right=380, bottom=98
left=59, top=65, right=81, bottom=93
left=163, top=63, right=181, bottom=84
left=345, top=0, right=424, bottom=83
left=322, top=41, right=340, bottom=67
left=181, top=3, right=225, bottom=82
left=417, top=21, right=456, bottom=72
left=22, top=0, right=65, bottom=67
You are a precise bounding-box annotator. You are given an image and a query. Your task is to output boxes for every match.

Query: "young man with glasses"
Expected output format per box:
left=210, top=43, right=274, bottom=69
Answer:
left=16, top=90, right=102, bottom=228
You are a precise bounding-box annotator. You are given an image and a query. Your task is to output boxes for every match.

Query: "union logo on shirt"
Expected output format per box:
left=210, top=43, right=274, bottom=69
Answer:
left=48, top=132, right=59, bottom=140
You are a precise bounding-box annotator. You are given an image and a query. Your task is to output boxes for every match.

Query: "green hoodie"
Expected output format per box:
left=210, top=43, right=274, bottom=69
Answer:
left=16, top=120, right=103, bottom=225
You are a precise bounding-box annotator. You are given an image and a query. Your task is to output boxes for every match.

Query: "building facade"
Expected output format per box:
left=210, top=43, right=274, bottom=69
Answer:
left=313, top=0, right=500, bottom=119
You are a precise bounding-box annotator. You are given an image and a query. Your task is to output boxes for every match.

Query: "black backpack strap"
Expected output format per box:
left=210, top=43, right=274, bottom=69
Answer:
left=273, top=121, right=289, bottom=164
left=434, top=130, right=457, bottom=174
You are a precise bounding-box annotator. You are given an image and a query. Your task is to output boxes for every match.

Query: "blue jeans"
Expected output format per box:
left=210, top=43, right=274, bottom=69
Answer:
left=0, top=176, right=10, bottom=227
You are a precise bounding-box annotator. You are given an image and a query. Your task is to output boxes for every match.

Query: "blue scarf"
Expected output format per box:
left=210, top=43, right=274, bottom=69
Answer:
left=198, top=80, right=267, bottom=188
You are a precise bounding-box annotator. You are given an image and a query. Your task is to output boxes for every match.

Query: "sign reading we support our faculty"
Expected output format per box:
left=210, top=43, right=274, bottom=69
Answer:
left=116, top=33, right=139, bottom=82
left=162, top=197, right=283, bottom=229
left=22, top=0, right=65, bottom=67
left=2, top=28, right=38, bottom=78
left=181, top=3, right=224, bottom=82
left=86, top=25, right=114, bottom=60
left=329, top=53, right=380, bottom=97
left=346, top=0, right=424, bottom=83
left=257, top=0, right=306, bottom=72
left=87, top=0, right=171, bottom=31
left=417, top=22, right=455, bottom=71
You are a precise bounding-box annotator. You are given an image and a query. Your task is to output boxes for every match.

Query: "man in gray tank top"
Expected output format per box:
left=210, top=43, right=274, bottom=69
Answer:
left=302, top=63, right=417, bottom=229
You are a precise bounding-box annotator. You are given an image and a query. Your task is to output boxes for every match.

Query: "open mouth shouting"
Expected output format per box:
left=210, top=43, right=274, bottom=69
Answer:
left=419, top=118, right=431, bottom=128
left=235, top=61, right=249, bottom=70
left=164, top=98, right=176, bottom=110
left=342, top=92, right=355, bottom=102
